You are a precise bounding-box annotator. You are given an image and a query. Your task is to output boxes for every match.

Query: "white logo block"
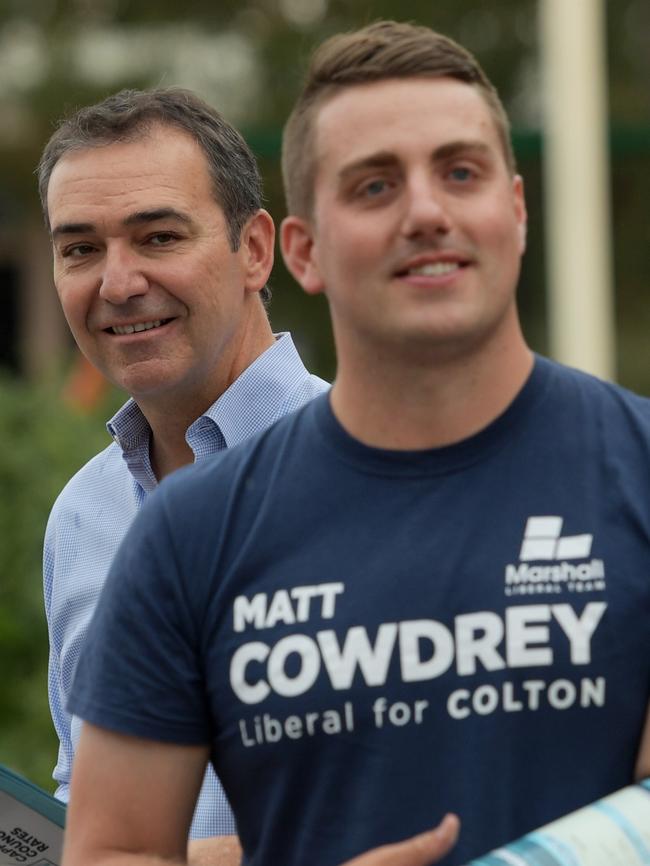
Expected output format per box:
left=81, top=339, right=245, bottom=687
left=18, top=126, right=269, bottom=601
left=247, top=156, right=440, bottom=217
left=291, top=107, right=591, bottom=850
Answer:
left=524, top=516, right=563, bottom=538
left=556, top=534, right=593, bottom=559
left=520, top=538, right=557, bottom=561
left=519, top=517, right=593, bottom=562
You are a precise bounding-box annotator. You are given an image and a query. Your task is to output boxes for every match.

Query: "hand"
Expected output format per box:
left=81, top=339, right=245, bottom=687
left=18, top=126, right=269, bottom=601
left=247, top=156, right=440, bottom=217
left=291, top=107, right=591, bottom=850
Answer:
left=340, top=814, right=460, bottom=866
left=187, top=835, right=242, bottom=866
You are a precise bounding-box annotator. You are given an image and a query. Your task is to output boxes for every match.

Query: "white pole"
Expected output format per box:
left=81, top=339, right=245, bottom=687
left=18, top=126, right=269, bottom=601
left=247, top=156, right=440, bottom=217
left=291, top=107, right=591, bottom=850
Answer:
left=538, top=0, right=616, bottom=380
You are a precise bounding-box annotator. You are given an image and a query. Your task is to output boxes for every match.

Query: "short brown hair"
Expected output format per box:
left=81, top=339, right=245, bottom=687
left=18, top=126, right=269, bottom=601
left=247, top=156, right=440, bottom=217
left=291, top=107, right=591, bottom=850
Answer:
left=282, top=20, right=516, bottom=218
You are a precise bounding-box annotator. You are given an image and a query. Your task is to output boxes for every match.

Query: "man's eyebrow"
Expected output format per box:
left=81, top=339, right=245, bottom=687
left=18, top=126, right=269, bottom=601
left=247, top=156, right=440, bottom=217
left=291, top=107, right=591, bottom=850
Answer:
left=122, top=207, right=195, bottom=227
left=51, top=222, right=95, bottom=241
left=338, top=152, right=400, bottom=182
left=337, top=141, right=493, bottom=183
left=432, top=140, right=492, bottom=161
left=51, top=208, right=195, bottom=241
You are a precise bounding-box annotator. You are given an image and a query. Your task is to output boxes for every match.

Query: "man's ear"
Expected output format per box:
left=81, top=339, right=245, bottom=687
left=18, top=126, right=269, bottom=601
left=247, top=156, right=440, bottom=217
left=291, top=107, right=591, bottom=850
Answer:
left=280, top=215, right=325, bottom=295
left=513, top=174, right=528, bottom=255
left=242, top=209, right=275, bottom=293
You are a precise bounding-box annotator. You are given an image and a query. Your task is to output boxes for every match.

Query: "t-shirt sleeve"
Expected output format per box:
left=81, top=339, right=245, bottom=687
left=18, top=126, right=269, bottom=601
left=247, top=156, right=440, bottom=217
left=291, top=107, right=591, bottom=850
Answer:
left=68, top=486, right=212, bottom=745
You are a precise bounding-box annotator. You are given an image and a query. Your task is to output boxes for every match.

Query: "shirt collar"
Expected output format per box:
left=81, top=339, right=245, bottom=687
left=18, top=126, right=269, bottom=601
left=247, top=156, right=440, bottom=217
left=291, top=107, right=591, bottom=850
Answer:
left=106, top=332, right=312, bottom=485
left=201, top=331, right=312, bottom=448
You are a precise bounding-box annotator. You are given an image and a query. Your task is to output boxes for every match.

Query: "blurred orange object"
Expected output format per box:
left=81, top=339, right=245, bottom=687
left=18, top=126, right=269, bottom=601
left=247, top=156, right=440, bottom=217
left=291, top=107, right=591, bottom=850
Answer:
left=62, top=352, right=109, bottom=412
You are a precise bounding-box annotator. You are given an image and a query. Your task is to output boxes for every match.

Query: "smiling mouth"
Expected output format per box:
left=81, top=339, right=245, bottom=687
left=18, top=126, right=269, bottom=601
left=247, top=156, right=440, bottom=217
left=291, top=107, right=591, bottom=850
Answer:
left=396, top=262, right=468, bottom=278
left=107, top=318, right=173, bottom=336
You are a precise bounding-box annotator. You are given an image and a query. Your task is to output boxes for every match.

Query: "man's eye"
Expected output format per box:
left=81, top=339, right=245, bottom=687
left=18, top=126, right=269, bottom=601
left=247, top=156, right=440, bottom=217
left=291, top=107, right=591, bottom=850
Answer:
left=62, top=243, right=96, bottom=258
left=361, top=179, right=388, bottom=197
left=148, top=232, right=178, bottom=246
left=449, top=166, right=474, bottom=182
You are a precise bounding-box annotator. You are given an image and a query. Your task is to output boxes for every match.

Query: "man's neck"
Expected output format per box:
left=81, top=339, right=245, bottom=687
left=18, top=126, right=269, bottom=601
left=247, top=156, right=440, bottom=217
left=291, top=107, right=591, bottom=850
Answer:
left=140, top=313, right=275, bottom=481
left=330, top=327, right=534, bottom=451
left=147, top=415, right=197, bottom=481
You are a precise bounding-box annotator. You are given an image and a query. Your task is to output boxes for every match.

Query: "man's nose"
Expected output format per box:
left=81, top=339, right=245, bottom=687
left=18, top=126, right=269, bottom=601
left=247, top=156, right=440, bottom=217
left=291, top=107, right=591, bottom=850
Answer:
left=98, top=246, right=149, bottom=304
left=400, top=179, right=452, bottom=239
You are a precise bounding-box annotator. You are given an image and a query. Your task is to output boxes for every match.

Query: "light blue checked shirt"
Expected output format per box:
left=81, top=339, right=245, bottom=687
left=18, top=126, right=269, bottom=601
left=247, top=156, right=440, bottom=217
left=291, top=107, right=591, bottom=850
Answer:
left=43, top=333, right=328, bottom=838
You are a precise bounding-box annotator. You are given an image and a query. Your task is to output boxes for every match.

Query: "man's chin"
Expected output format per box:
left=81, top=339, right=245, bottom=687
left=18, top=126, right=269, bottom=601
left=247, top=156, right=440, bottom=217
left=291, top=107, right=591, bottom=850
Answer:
left=106, top=359, right=186, bottom=402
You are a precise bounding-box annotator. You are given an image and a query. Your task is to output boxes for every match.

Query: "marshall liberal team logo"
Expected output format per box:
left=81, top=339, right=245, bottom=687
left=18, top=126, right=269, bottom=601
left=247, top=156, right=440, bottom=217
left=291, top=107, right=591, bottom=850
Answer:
left=504, top=515, right=606, bottom=597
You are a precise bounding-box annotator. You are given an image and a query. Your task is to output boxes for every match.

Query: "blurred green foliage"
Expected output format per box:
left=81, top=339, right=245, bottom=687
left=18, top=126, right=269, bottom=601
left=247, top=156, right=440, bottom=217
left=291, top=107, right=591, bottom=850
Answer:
left=0, top=373, right=120, bottom=789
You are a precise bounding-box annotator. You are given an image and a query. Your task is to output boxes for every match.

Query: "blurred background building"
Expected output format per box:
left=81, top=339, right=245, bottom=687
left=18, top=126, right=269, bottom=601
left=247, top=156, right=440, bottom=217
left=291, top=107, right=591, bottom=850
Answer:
left=1, top=0, right=648, bottom=389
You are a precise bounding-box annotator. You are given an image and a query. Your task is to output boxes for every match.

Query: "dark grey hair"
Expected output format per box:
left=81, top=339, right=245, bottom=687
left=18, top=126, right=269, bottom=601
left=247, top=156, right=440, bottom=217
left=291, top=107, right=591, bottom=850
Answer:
left=38, top=87, right=271, bottom=301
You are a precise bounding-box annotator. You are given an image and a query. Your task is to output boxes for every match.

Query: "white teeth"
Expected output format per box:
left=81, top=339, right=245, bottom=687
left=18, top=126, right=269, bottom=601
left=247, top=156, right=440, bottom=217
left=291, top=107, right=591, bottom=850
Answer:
left=111, top=320, right=163, bottom=335
left=408, top=262, right=459, bottom=277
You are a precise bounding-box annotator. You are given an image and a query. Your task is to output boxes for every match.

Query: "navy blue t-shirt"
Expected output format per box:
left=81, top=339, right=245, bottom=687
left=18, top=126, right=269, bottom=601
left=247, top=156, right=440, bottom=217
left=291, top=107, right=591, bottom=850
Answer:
left=70, top=357, right=650, bottom=865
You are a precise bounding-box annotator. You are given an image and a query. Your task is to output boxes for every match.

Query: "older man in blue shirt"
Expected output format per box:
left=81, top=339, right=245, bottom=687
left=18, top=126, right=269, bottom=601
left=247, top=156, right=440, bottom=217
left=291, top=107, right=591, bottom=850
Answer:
left=39, top=86, right=328, bottom=866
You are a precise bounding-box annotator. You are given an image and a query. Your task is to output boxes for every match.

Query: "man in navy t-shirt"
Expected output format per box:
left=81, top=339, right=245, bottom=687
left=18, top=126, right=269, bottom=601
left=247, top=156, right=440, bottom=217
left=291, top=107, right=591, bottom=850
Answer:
left=62, top=21, right=650, bottom=866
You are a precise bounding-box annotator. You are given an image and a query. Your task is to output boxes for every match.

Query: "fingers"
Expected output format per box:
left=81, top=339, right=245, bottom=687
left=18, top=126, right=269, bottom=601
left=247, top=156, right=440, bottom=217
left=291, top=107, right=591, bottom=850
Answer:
left=187, top=835, right=242, bottom=866
left=341, top=813, right=460, bottom=866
